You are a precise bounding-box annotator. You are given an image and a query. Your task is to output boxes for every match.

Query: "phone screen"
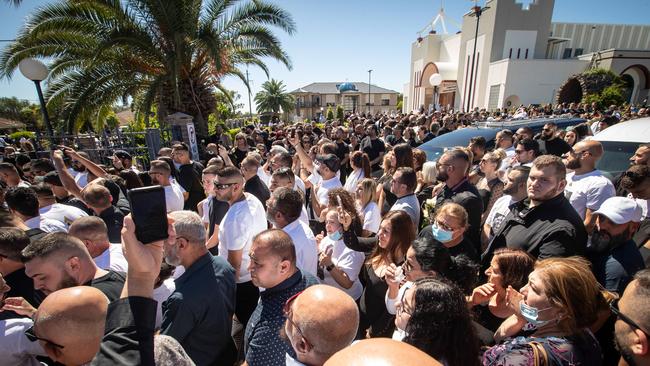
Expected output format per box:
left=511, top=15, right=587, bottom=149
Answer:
left=127, top=186, right=168, bottom=244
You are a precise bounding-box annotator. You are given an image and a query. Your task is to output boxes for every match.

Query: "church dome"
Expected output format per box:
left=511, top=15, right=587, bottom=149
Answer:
left=337, top=82, right=358, bottom=93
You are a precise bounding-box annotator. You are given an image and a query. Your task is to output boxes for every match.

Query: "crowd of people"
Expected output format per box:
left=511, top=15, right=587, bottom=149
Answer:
left=0, top=102, right=648, bottom=366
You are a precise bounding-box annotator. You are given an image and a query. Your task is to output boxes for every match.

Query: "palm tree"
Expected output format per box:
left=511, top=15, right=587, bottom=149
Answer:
left=254, top=78, right=294, bottom=118
left=0, top=0, right=295, bottom=136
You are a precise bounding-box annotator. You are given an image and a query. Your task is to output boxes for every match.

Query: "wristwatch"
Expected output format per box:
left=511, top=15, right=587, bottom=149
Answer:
left=326, top=264, right=335, bottom=272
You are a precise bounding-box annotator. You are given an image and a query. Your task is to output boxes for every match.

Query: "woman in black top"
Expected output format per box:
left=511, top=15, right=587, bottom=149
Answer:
left=340, top=210, right=414, bottom=338
left=466, top=248, right=534, bottom=345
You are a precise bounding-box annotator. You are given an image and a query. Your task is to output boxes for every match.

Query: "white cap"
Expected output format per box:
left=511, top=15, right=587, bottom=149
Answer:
left=594, top=197, right=643, bottom=224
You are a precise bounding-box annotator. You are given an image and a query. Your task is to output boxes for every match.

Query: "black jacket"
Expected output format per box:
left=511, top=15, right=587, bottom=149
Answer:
left=481, top=193, right=587, bottom=267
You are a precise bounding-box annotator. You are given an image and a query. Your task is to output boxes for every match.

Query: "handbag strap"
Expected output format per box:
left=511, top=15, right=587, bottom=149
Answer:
left=529, top=341, right=549, bottom=366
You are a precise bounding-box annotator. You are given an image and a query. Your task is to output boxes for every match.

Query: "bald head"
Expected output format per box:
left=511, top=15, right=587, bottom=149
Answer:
left=324, top=339, right=442, bottom=366
left=293, top=285, right=359, bottom=359
left=34, top=286, right=108, bottom=364
left=574, top=139, right=604, bottom=159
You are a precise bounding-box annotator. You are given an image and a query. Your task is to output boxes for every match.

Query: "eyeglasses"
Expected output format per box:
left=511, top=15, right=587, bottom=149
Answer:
left=402, top=260, right=413, bottom=275
left=610, top=298, right=650, bottom=337
left=435, top=219, right=456, bottom=232
left=25, top=325, right=65, bottom=349
left=214, top=182, right=237, bottom=190
left=514, top=149, right=526, bottom=154
left=283, top=291, right=312, bottom=350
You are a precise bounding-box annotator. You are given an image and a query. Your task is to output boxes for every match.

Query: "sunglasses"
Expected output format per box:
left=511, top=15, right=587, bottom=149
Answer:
left=283, top=291, right=312, bottom=350
left=610, top=298, right=650, bottom=337
left=25, top=325, right=65, bottom=349
left=214, top=182, right=237, bottom=190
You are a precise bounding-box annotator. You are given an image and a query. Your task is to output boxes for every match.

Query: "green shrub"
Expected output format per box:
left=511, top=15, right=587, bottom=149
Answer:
left=228, top=127, right=241, bottom=140
left=9, top=130, right=36, bottom=140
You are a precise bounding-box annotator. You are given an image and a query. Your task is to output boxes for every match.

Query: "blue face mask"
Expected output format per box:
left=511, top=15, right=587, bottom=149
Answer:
left=328, top=230, right=342, bottom=241
left=431, top=223, right=453, bottom=243
left=520, top=301, right=554, bottom=327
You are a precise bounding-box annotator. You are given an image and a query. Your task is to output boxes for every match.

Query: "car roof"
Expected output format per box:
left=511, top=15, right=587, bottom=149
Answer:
left=592, top=117, right=650, bottom=143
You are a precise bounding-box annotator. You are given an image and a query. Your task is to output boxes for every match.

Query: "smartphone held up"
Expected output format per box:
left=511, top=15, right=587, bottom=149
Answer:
left=127, top=185, right=169, bottom=244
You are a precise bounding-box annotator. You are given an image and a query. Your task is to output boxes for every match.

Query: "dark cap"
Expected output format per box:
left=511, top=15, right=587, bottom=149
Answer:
left=113, top=150, right=132, bottom=160
left=316, top=154, right=340, bottom=173
left=43, top=171, right=63, bottom=187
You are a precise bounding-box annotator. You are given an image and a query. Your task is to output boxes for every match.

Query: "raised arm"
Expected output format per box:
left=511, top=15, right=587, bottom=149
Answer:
left=51, top=150, right=83, bottom=199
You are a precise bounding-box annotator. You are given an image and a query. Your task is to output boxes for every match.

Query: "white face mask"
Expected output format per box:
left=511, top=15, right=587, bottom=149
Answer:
left=285, top=353, right=306, bottom=366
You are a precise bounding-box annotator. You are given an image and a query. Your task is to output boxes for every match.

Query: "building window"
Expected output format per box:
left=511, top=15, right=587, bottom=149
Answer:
left=381, top=99, right=390, bottom=106
left=326, top=102, right=336, bottom=107
left=509, top=48, right=513, bottom=58
left=574, top=48, right=584, bottom=57
left=517, top=48, right=521, bottom=59
left=562, top=48, right=573, bottom=59
left=525, top=49, right=529, bottom=59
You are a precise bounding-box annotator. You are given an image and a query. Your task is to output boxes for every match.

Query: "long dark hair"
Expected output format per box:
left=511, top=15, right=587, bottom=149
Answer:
left=370, top=210, right=414, bottom=266
left=411, top=237, right=479, bottom=294
left=327, top=188, right=363, bottom=236
left=350, top=151, right=371, bottom=178
left=392, top=143, right=414, bottom=173
left=404, top=278, right=480, bottom=366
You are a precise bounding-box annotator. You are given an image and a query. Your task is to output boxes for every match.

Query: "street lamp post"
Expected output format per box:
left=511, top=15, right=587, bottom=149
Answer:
left=18, top=58, right=55, bottom=148
left=465, top=2, right=489, bottom=113
left=367, top=69, right=373, bottom=115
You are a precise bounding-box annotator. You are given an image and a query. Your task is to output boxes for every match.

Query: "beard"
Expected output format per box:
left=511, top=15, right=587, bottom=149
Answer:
left=56, top=271, right=80, bottom=292
left=615, top=334, right=638, bottom=366
left=266, top=206, right=278, bottom=227
left=541, top=132, right=553, bottom=141
left=435, top=170, right=449, bottom=182
left=164, top=245, right=182, bottom=266
left=565, top=157, right=581, bottom=170
left=590, top=228, right=630, bottom=254
left=72, top=165, right=86, bottom=172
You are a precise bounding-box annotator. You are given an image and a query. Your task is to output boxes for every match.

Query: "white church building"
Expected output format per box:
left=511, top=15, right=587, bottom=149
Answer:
left=404, top=0, right=650, bottom=113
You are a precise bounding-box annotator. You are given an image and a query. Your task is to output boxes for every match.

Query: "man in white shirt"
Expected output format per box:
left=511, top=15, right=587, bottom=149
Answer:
left=68, top=216, right=128, bottom=272
left=267, top=187, right=318, bottom=276
left=0, top=162, right=30, bottom=188
left=269, top=168, right=310, bottom=225
left=5, top=187, right=66, bottom=233
left=148, top=160, right=185, bottom=212
left=310, top=154, right=343, bottom=220
left=564, top=140, right=616, bottom=234
left=482, top=166, right=530, bottom=248
left=33, top=183, right=88, bottom=227
left=214, top=166, right=267, bottom=326
left=389, top=167, right=420, bottom=228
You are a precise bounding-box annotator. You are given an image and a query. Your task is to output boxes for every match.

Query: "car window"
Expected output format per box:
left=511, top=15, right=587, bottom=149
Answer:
left=596, top=141, right=638, bottom=177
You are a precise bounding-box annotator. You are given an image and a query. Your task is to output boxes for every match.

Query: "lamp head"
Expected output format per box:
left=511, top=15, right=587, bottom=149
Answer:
left=18, top=58, right=48, bottom=81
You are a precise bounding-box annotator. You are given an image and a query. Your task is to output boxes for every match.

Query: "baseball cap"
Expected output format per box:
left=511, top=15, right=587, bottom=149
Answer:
left=315, top=154, right=340, bottom=173
left=593, top=197, right=643, bottom=224
left=113, top=150, right=132, bottom=160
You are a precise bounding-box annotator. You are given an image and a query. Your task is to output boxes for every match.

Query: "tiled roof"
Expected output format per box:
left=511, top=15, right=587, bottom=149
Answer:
left=290, top=82, right=399, bottom=94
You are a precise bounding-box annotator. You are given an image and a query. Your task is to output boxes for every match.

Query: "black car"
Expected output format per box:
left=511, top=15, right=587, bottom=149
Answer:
left=418, top=117, right=586, bottom=162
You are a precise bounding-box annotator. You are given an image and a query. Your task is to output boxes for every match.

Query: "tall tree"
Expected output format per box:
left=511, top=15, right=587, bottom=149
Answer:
left=254, top=78, right=294, bottom=117
left=0, top=0, right=295, bottom=136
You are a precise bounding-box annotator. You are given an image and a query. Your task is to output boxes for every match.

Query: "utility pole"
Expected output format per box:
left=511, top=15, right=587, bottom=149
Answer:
left=465, top=1, right=489, bottom=113
left=246, top=69, right=253, bottom=121
left=367, top=69, right=373, bottom=115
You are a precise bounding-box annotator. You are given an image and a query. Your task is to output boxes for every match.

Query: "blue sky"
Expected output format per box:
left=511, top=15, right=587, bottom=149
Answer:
left=1, top=0, right=648, bottom=112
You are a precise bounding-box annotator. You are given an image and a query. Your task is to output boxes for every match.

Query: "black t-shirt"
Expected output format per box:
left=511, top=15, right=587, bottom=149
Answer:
left=99, top=205, right=125, bottom=243
left=86, top=270, right=126, bottom=302
left=419, top=226, right=479, bottom=262
left=244, top=175, right=270, bottom=210
left=539, top=137, right=571, bottom=157
left=360, top=137, right=385, bottom=170
left=178, top=162, right=206, bottom=212
left=0, top=268, right=44, bottom=320
left=208, top=198, right=230, bottom=256
left=229, top=148, right=248, bottom=168
left=334, top=141, right=349, bottom=163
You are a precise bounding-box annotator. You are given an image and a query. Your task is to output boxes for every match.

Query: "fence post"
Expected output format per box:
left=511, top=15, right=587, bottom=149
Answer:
left=145, top=128, right=162, bottom=161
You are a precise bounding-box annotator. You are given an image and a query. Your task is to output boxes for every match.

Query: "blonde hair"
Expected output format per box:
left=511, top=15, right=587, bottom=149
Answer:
left=357, top=178, right=378, bottom=209
left=483, top=149, right=507, bottom=167
left=435, top=202, right=468, bottom=229
left=421, top=161, right=437, bottom=185
left=535, top=257, right=605, bottom=334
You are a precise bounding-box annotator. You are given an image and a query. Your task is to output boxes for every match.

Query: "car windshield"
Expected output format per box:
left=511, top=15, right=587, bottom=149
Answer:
left=596, top=141, right=638, bottom=178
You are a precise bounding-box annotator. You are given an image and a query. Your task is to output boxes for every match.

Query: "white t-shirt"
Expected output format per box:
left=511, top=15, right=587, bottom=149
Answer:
left=24, top=216, right=67, bottom=233
left=316, top=176, right=343, bottom=207
left=361, top=201, right=381, bottom=234
left=39, top=203, right=88, bottom=227
left=281, top=219, right=318, bottom=277
left=628, top=194, right=649, bottom=219
left=294, top=177, right=306, bottom=196
left=485, top=195, right=515, bottom=237
left=218, top=193, right=267, bottom=283
left=258, top=166, right=271, bottom=187
left=565, top=170, right=615, bottom=220
left=153, top=277, right=176, bottom=329
left=318, top=236, right=364, bottom=300
left=93, top=243, right=129, bottom=272
left=164, top=184, right=185, bottom=213
left=74, top=171, right=89, bottom=188
left=389, top=194, right=421, bottom=228
left=0, top=318, right=46, bottom=366
left=499, top=147, right=516, bottom=172
left=343, top=169, right=364, bottom=194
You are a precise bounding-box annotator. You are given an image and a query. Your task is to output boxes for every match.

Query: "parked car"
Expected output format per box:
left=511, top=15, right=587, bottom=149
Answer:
left=417, top=117, right=585, bottom=162
left=592, top=117, right=650, bottom=180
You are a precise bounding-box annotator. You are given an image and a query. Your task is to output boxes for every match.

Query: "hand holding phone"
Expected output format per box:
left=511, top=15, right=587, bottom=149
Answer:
left=127, top=186, right=169, bottom=244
